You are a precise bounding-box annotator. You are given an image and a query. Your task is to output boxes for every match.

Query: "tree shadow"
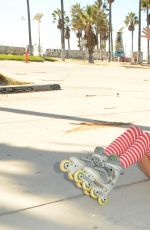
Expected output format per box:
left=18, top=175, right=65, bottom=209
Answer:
left=0, top=143, right=149, bottom=230
left=0, top=143, right=85, bottom=229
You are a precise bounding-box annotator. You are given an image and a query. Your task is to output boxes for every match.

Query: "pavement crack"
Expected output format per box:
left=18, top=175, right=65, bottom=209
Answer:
left=0, top=180, right=148, bottom=217
left=0, top=194, right=82, bottom=217
left=115, top=179, right=149, bottom=190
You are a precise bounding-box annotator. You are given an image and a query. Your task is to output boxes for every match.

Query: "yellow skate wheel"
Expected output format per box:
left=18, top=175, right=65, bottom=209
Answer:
left=90, top=189, right=98, bottom=199
left=84, top=190, right=90, bottom=196
left=68, top=172, right=74, bottom=180
left=74, top=170, right=83, bottom=183
left=60, top=160, right=71, bottom=172
left=82, top=182, right=91, bottom=192
left=97, top=196, right=109, bottom=206
left=76, top=182, right=82, bottom=188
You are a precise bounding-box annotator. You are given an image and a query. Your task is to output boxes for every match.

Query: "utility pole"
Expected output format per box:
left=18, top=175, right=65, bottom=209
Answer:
left=108, top=0, right=111, bottom=62
left=60, top=0, right=65, bottom=61
left=138, top=0, right=142, bottom=63
left=26, top=0, right=33, bottom=55
left=146, top=1, right=150, bottom=64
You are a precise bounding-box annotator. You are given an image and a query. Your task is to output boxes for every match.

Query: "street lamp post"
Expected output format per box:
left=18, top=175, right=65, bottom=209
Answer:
left=108, top=0, right=111, bottom=62
left=26, top=0, right=33, bottom=55
left=60, top=0, right=65, bottom=61
left=138, top=0, right=142, bottom=64
left=34, top=13, right=44, bottom=56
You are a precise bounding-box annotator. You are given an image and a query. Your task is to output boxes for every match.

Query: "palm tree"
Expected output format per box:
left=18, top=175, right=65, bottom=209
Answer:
left=26, top=0, right=33, bottom=55
left=71, top=2, right=109, bottom=63
left=141, top=0, right=150, bottom=63
left=82, top=5, right=97, bottom=63
left=65, top=25, right=71, bottom=53
left=70, top=3, right=84, bottom=50
left=124, top=12, right=139, bottom=59
left=70, top=2, right=109, bottom=62
left=52, top=7, right=69, bottom=60
left=52, top=8, right=63, bottom=49
left=93, top=0, right=109, bottom=60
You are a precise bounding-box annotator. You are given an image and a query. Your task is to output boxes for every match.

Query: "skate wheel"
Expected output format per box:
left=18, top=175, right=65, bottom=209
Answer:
left=74, top=170, right=83, bottom=183
left=60, top=160, right=71, bottom=172
left=97, top=196, right=109, bottom=206
left=84, top=190, right=90, bottom=196
left=68, top=172, right=74, bottom=180
left=76, top=182, right=82, bottom=188
left=90, top=189, right=98, bottom=199
left=82, top=182, right=91, bottom=192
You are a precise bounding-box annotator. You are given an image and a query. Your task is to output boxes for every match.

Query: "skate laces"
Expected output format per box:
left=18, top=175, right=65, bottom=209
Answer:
left=92, top=154, right=106, bottom=167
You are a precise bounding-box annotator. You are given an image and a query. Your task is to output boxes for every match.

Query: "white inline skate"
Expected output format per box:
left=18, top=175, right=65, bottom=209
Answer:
left=73, top=150, right=124, bottom=206
left=60, top=147, right=111, bottom=186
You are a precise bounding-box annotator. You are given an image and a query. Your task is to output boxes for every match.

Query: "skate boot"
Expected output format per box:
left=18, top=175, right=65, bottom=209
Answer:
left=80, top=146, right=107, bottom=168
left=76, top=146, right=114, bottom=187
left=74, top=154, right=124, bottom=205
left=60, top=157, right=85, bottom=184
left=90, top=155, right=124, bottom=205
left=91, top=146, right=115, bottom=182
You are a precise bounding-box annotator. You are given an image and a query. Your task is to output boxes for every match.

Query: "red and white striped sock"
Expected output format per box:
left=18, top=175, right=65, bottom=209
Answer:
left=119, top=132, right=150, bottom=168
left=104, top=126, right=150, bottom=168
left=104, top=126, right=142, bottom=156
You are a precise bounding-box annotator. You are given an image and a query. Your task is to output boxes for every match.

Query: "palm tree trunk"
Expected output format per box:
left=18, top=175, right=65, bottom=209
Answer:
left=96, top=29, right=99, bottom=51
left=26, top=0, right=33, bottom=55
left=68, top=38, right=70, bottom=51
left=60, top=0, right=65, bottom=61
left=138, top=0, right=142, bottom=64
left=100, top=34, right=102, bottom=60
left=88, top=50, right=94, bottom=63
left=131, top=30, right=134, bottom=55
left=111, top=24, right=113, bottom=60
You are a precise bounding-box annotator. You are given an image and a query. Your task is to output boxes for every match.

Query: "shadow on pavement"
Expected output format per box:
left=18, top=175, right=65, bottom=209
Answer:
left=1, top=107, right=150, bottom=132
left=0, top=143, right=150, bottom=230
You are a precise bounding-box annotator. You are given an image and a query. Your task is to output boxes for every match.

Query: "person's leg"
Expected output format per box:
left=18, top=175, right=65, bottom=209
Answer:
left=138, top=155, right=150, bottom=179
left=104, top=126, right=142, bottom=157
left=119, top=132, right=150, bottom=168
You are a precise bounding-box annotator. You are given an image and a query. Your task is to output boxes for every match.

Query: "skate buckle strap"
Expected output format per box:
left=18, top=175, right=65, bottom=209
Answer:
left=83, top=174, right=93, bottom=185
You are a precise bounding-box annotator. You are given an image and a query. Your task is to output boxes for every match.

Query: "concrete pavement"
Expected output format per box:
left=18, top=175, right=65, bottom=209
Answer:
left=0, top=60, right=150, bottom=230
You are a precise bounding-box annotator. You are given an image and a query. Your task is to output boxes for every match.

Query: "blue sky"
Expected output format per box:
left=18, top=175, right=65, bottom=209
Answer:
left=0, top=0, right=148, bottom=57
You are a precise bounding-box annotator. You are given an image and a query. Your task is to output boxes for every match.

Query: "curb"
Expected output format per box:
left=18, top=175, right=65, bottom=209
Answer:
left=0, top=84, right=61, bottom=94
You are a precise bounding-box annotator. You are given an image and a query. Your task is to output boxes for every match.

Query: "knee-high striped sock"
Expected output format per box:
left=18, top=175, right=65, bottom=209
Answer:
left=119, top=132, right=150, bottom=168
left=104, top=126, right=142, bottom=157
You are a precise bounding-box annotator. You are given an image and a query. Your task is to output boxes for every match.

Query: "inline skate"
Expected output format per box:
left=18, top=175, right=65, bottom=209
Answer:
left=73, top=149, right=124, bottom=205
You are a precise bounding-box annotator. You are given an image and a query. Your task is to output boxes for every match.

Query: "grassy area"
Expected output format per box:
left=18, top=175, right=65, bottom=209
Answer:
left=0, top=54, right=59, bottom=62
left=0, top=55, right=59, bottom=86
left=44, top=56, right=59, bottom=62
left=0, top=73, right=30, bottom=86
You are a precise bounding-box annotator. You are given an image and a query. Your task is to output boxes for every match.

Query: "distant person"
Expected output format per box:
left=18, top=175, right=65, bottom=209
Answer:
left=142, top=27, right=150, bottom=40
